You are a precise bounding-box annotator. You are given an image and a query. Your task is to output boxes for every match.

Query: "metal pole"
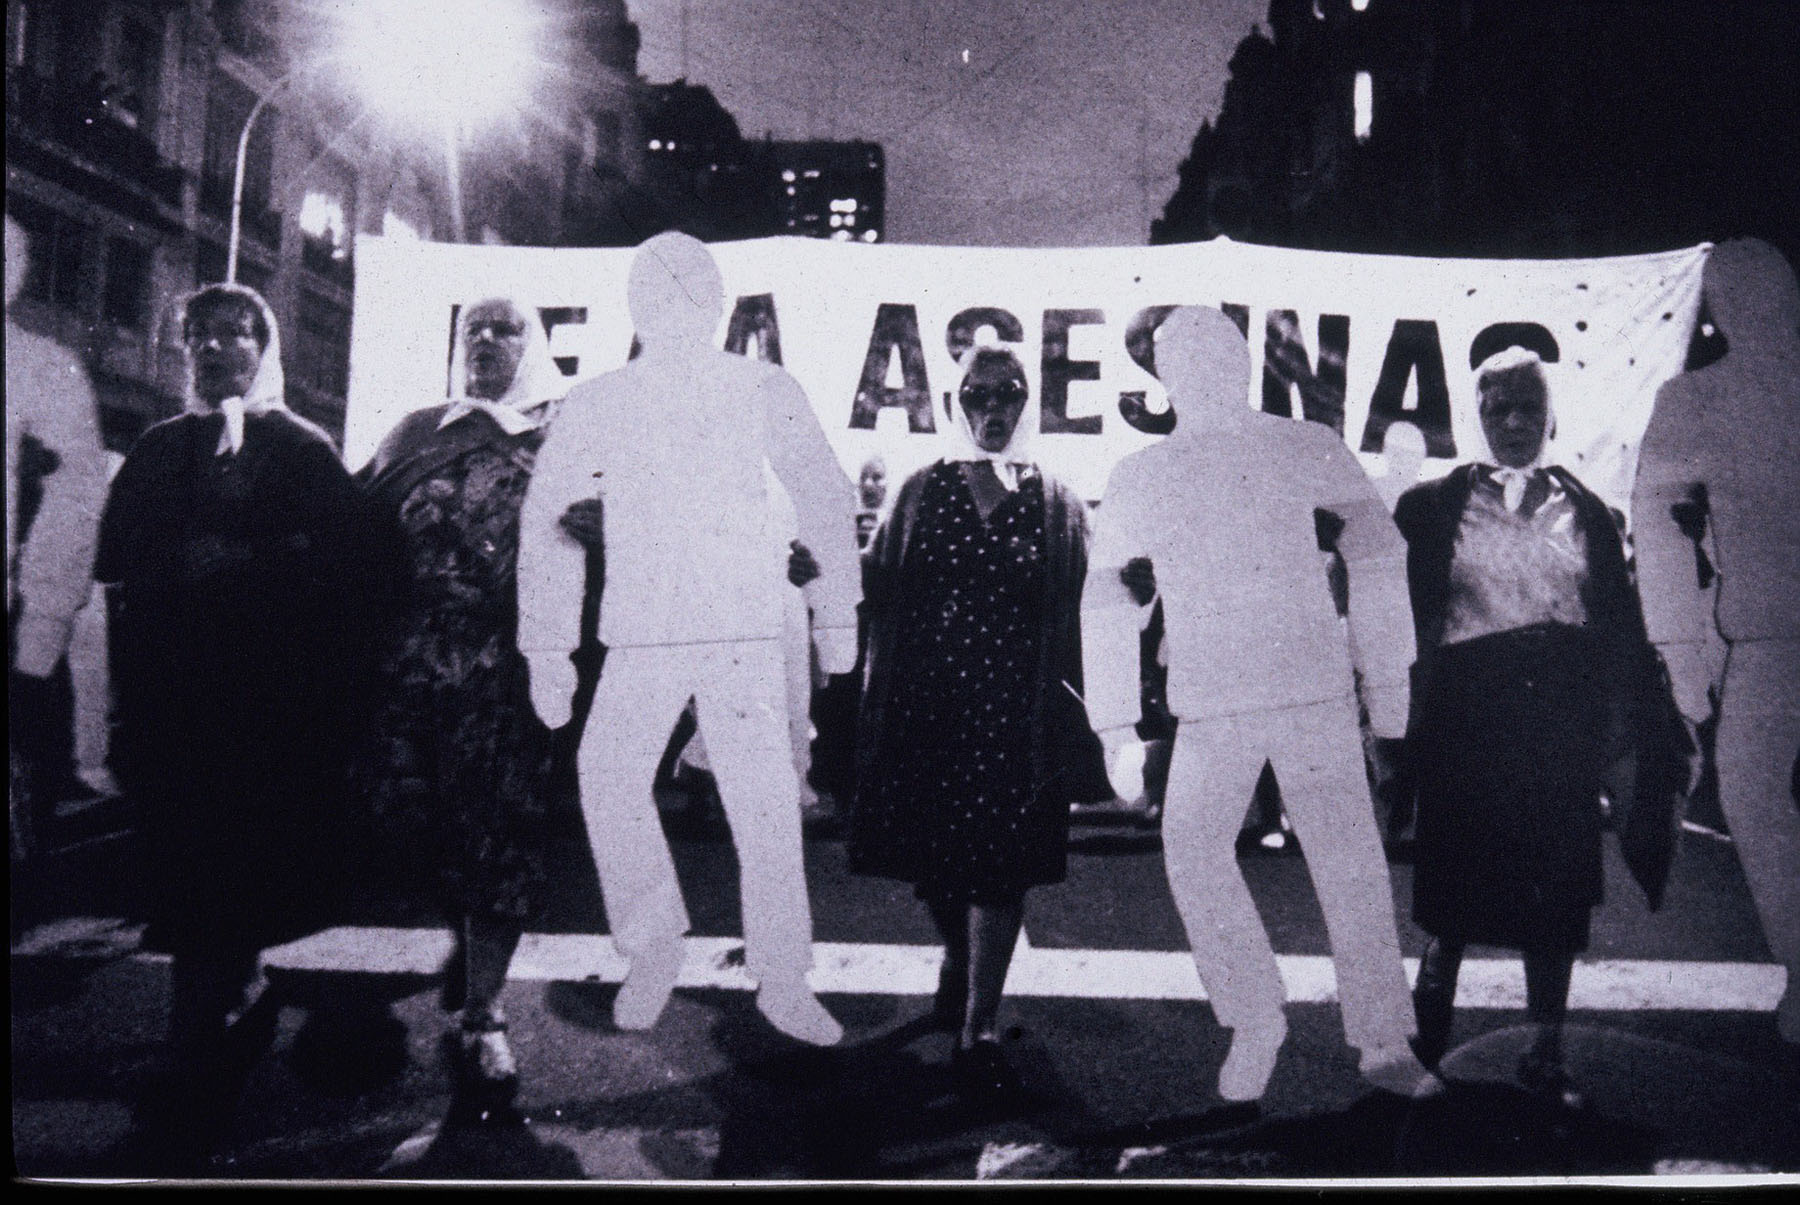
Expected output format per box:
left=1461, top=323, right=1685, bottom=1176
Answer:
left=227, top=88, right=277, bottom=284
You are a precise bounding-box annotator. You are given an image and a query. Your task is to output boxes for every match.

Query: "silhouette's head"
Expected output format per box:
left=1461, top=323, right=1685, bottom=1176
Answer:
left=1155, top=306, right=1251, bottom=430
left=1701, top=239, right=1800, bottom=351
left=1384, top=420, right=1426, bottom=481
left=4, top=214, right=26, bottom=306
left=1475, top=346, right=1553, bottom=469
left=627, top=231, right=724, bottom=347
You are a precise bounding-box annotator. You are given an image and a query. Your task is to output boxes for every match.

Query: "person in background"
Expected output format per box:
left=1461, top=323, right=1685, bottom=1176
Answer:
left=6, top=212, right=109, bottom=886
left=1396, top=346, right=1655, bottom=1108
left=354, top=296, right=573, bottom=1127
left=855, top=454, right=889, bottom=549
left=94, top=283, right=371, bottom=1163
left=850, top=346, right=1110, bottom=1100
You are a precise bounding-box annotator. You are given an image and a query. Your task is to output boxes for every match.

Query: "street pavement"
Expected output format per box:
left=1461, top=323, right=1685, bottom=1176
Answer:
left=11, top=796, right=1800, bottom=1185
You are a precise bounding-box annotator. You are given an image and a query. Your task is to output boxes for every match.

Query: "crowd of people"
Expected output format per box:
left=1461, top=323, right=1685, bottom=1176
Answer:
left=8, top=214, right=1797, bottom=1170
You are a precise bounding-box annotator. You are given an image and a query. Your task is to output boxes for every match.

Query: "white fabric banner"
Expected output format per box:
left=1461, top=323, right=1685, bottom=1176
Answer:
left=345, top=235, right=1709, bottom=514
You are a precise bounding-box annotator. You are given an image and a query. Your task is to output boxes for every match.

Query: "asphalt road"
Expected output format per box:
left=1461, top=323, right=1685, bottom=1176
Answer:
left=11, top=791, right=1800, bottom=1184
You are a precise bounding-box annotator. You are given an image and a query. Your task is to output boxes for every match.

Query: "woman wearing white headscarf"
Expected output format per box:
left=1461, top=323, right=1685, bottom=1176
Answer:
left=1394, top=345, right=1655, bottom=1108
left=850, top=346, right=1109, bottom=1100
left=95, top=282, right=370, bottom=1149
left=354, top=296, right=575, bottom=1126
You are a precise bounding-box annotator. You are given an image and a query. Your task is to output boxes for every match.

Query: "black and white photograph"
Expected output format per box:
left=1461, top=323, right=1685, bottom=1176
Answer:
left=8, top=0, right=1800, bottom=1186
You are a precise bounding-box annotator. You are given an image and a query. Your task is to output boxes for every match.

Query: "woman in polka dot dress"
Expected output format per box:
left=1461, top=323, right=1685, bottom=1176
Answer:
left=851, top=347, right=1110, bottom=1099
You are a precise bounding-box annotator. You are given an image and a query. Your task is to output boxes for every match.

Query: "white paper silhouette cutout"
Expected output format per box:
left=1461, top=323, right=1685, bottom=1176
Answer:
left=1375, top=421, right=1427, bottom=513
left=516, top=232, right=860, bottom=1044
left=1084, top=306, right=1433, bottom=1100
left=1633, top=239, right=1800, bottom=1043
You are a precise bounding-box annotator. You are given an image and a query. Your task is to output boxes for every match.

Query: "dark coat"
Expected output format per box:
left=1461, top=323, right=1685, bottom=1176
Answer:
left=95, top=410, right=376, bottom=954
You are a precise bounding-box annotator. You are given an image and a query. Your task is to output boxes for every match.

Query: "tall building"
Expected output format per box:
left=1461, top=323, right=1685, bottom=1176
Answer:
left=630, top=85, right=887, bottom=244
left=758, top=139, right=885, bottom=243
left=4, top=0, right=645, bottom=446
left=1155, top=0, right=1800, bottom=266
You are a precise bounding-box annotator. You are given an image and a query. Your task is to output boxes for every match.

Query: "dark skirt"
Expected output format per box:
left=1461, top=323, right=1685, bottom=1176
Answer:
left=1409, top=622, right=1611, bottom=953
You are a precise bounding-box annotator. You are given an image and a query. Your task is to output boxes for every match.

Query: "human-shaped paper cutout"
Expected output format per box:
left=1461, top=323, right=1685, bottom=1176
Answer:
left=516, top=232, right=859, bottom=1044
left=1375, top=421, right=1427, bottom=514
left=1632, top=238, right=1800, bottom=1043
left=1084, top=306, right=1433, bottom=1100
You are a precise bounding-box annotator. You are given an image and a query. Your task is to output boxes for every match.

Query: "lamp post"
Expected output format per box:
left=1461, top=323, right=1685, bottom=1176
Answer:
left=224, top=0, right=544, bottom=281
left=226, top=71, right=305, bottom=283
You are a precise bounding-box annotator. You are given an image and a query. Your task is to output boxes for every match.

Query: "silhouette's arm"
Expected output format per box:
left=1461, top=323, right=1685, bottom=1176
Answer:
left=1320, top=440, right=1415, bottom=737
left=760, top=368, right=861, bottom=673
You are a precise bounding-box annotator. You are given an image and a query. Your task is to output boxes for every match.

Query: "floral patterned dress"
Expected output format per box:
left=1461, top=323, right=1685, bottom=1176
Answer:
left=357, top=418, right=557, bottom=921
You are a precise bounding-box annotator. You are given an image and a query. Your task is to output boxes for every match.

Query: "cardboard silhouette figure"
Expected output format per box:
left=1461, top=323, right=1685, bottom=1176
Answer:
left=1633, top=239, right=1800, bottom=1043
left=1084, top=306, right=1433, bottom=1100
left=1375, top=421, right=1427, bottom=514
left=516, top=232, right=860, bottom=1044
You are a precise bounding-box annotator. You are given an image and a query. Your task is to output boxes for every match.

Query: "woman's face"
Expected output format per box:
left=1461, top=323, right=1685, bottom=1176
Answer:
left=958, top=369, right=1029, bottom=453
left=858, top=459, right=887, bottom=509
left=186, top=301, right=265, bottom=406
left=1478, top=368, right=1549, bottom=468
left=462, top=299, right=529, bottom=401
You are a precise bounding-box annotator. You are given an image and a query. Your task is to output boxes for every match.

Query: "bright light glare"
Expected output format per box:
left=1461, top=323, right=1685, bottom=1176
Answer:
left=334, top=0, right=542, bottom=133
left=1354, top=71, right=1373, bottom=142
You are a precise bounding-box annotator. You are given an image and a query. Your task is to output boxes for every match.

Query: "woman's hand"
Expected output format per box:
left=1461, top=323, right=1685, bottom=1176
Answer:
left=789, top=540, right=822, bottom=587
left=560, top=498, right=605, bottom=551
left=1121, top=556, right=1157, bottom=606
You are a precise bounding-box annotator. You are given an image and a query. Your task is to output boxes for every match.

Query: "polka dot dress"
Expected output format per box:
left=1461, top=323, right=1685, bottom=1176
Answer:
left=855, top=461, right=1056, bottom=901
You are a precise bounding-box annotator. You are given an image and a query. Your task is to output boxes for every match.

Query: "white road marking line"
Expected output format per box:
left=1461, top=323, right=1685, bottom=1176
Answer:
left=16, top=919, right=1787, bottom=1013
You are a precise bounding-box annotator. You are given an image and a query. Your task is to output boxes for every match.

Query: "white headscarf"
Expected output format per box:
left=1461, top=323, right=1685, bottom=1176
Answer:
left=442, top=295, right=568, bottom=434
left=180, top=284, right=288, bottom=456
left=1473, top=345, right=1560, bottom=512
left=943, top=346, right=1039, bottom=490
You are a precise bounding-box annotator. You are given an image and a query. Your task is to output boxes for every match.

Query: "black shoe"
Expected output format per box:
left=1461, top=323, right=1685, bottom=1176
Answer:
left=1410, top=981, right=1454, bottom=1070
left=1517, top=1051, right=1585, bottom=1112
left=443, top=1027, right=525, bottom=1130
left=952, top=1038, right=1021, bottom=1102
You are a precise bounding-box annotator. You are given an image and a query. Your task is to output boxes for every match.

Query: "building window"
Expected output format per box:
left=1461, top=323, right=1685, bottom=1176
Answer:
left=9, top=196, right=88, bottom=311
left=1354, top=71, right=1374, bottom=143
left=295, top=288, right=352, bottom=398
left=102, top=236, right=150, bottom=328
left=103, top=8, right=163, bottom=134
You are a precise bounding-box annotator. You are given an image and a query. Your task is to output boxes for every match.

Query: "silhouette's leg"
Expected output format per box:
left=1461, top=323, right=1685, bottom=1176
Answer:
left=1163, top=717, right=1288, bottom=1100
left=577, top=646, right=693, bottom=1029
left=1715, top=641, right=1800, bottom=1042
left=697, top=641, right=840, bottom=1045
left=1276, top=698, right=1436, bottom=1095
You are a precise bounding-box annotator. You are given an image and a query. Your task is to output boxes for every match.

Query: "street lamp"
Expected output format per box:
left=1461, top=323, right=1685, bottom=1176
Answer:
left=225, top=0, right=544, bottom=281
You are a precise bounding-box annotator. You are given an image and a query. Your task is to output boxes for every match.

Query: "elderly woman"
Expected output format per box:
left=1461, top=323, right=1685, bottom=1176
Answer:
left=850, top=346, right=1108, bottom=1099
left=95, top=283, right=369, bottom=1149
left=354, top=296, right=580, bottom=1126
left=1395, top=346, right=1651, bottom=1108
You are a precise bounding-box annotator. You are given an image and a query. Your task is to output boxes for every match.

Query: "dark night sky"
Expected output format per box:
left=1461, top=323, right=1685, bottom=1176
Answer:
left=627, top=0, right=1268, bottom=247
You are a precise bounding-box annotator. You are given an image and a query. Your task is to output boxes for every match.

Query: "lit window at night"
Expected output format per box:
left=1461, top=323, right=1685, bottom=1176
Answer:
left=1354, top=71, right=1373, bottom=142
left=301, top=191, right=350, bottom=257
left=1352, top=0, right=1371, bottom=10
left=860, top=229, right=878, bottom=243
left=648, top=138, right=663, bottom=150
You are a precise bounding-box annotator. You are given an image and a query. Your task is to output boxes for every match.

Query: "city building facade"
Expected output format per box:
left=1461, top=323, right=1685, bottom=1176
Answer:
left=5, top=0, right=644, bottom=447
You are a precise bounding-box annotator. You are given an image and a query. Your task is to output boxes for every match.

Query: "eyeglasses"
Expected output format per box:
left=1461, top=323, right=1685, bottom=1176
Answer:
left=958, top=380, right=1027, bottom=408
left=464, top=319, right=527, bottom=340
left=184, top=321, right=259, bottom=346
